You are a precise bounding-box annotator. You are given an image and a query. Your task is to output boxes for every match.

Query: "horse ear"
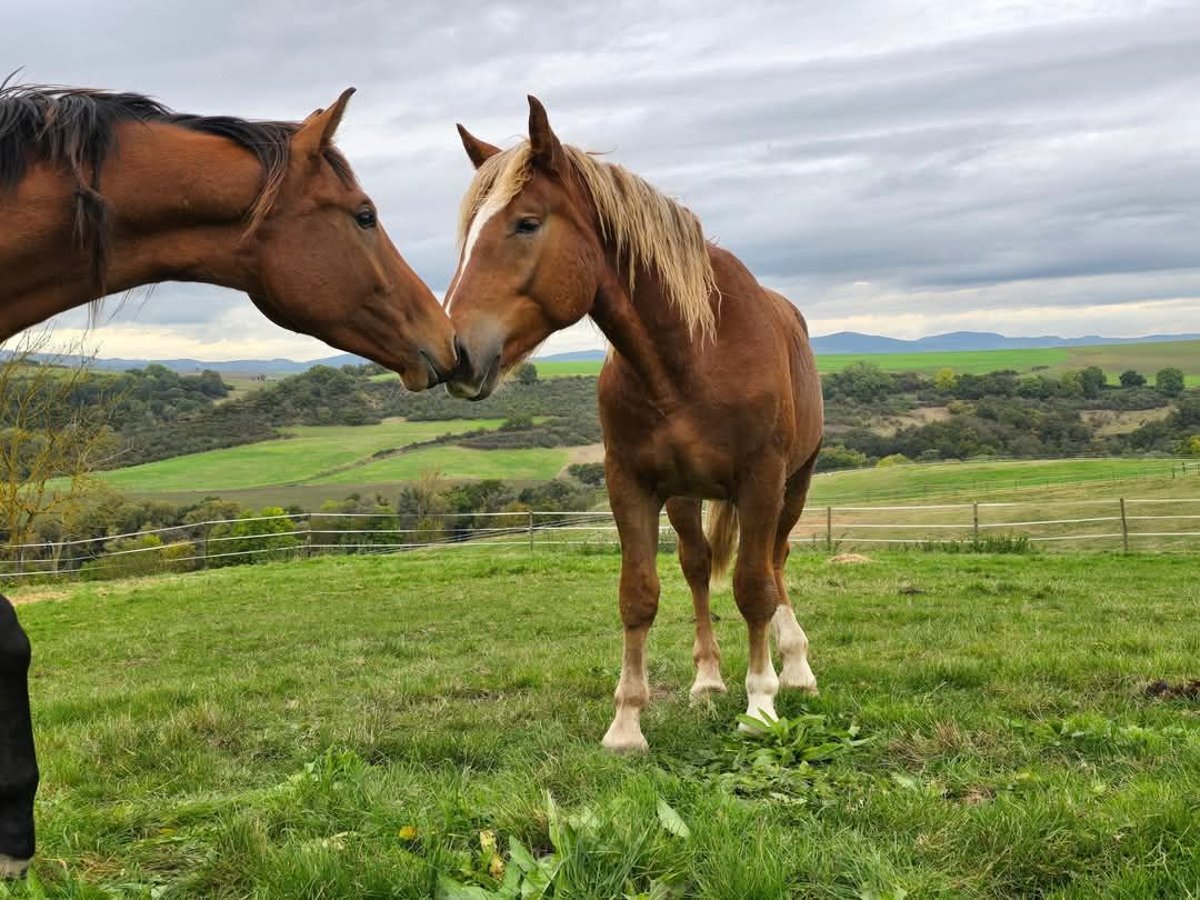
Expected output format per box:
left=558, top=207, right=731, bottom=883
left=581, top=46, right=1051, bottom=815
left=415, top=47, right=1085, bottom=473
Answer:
left=293, top=87, right=356, bottom=159
left=527, top=95, right=563, bottom=171
left=457, top=123, right=501, bottom=169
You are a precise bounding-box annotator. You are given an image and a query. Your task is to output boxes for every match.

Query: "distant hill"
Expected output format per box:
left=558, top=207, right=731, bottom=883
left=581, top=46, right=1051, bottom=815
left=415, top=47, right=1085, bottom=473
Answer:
left=6, top=351, right=364, bottom=374
left=809, top=331, right=1200, bottom=355
left=9, top=331, right=1198, bottom=374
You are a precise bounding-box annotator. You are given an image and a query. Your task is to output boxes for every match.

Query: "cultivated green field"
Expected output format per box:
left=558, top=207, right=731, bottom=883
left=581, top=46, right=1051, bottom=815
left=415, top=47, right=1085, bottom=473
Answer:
left=321, top=446, right=570, bottom=484
left=93, top=419, right=505, bottom=494
left=8, top=550, right=1200, bottom=897
left=526, top=341, right=1200, bottom=383
left=533, top=359, right=608, bottom=377
left=808, top=457, right=1198, bottom=505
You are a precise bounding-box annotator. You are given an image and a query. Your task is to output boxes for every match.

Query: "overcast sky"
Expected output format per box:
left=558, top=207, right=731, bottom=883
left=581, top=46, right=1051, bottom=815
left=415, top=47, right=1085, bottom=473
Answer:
left=7, top=0, right=1200, bottom=360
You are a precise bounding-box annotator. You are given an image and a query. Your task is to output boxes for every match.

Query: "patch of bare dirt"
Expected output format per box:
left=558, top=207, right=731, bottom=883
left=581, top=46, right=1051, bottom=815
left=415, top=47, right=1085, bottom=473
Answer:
left=1144, top=679, right=1200, bottom=701
left=829, top=553, right=872, bottom=565
left=557, top=443, right=606, bottom=477
left=1082, top=406, right=1173, bottom=436
left=869, top=405, right=952, bottom=437
left=7, top=588, right=70, bottom=606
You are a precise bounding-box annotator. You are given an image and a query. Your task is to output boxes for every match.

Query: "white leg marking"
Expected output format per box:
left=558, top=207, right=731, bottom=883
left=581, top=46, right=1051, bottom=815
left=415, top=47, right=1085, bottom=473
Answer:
left=0, top=853, right=31, bottom=879
left=602, top=628, right=650, bottom=753
left=773, top=605, right=818, bottom=693
left=690, top=632, right=726, bottom=702
left=740, top=625, right=779, bottom=730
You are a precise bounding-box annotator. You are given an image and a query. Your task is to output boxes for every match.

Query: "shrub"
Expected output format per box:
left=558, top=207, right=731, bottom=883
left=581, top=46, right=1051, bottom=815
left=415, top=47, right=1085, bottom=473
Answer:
left=207, top=506, right=300, bottom=567
left=567, top=462, right=606, bottom=485
left=80, top=534, right=176, bottom=580
left=817, top=445, right=868, bottom=471
left=1155, top=368, right=1185, bottom=397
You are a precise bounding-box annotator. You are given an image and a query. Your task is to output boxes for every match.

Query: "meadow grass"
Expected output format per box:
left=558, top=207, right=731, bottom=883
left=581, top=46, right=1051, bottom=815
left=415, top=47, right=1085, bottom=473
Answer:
left=6, top=549, right=1199, bottom=897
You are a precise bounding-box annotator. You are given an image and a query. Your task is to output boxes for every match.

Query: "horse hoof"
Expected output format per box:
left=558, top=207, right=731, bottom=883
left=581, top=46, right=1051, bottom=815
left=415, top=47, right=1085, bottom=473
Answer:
left=0, top=854, right=31, bottom=879
left=688, top=678, right=728, bottom=705
left=779, top=664, right=818, bottom=694
left=601, top=725, right=649, bottom=754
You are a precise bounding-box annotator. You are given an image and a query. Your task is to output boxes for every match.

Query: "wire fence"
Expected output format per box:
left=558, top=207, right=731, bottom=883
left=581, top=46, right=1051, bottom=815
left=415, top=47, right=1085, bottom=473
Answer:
left=2, top=496, right=1198, bottom=585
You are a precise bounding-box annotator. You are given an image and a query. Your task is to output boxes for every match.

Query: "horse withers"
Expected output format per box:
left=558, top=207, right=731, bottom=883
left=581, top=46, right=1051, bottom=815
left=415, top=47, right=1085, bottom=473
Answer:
left=444, top=97, right=823, bottom=751
left=0, top=83, right=460, bottom=876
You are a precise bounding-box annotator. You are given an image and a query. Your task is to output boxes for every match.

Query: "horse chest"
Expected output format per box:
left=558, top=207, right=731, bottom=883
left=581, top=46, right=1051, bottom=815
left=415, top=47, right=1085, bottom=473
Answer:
left=604, top=415, right=734, bottom=498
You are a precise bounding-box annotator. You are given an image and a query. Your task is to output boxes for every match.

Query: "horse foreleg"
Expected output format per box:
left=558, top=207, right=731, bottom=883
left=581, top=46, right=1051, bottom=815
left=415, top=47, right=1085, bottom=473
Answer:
left=601, top=469, right=663, bottom=753
left=665, top=498, right=725, bottom=701
left=0, top=596, right=36, bottom=879
left=732, top=468, right=785, bottom=727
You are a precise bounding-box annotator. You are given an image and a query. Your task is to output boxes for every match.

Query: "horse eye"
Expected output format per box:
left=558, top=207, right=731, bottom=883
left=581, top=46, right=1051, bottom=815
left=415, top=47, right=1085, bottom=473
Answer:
left=515, top=216, right=541, bottom=235
left=354, top=206, right=377, bottom=229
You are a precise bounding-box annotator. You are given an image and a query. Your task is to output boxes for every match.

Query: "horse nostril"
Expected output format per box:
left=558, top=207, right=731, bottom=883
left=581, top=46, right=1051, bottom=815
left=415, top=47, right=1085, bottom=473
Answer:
left=452, top=336, right=471, bottom=374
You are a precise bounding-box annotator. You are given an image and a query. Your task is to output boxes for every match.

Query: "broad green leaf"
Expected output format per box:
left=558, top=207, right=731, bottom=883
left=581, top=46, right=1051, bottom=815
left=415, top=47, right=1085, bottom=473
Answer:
left=656, top=798, right=691, bottom=839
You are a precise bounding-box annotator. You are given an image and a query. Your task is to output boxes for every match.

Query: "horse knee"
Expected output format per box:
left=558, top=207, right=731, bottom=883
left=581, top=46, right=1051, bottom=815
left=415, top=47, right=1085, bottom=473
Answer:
left=0, top=595, right=37, bottom=864
left=619, top=566, right=660, bottom=630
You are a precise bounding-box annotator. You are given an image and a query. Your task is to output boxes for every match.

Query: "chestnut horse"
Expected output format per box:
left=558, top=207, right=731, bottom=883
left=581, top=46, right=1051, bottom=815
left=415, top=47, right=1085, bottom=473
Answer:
left=445, top=97, right=823, bottom=752
left=0, top=83, right=458, bottom=878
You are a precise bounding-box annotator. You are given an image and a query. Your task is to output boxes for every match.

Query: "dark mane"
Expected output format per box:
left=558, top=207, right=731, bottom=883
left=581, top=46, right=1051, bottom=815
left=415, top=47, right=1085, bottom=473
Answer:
left=0, top=81, right=354, bottom=289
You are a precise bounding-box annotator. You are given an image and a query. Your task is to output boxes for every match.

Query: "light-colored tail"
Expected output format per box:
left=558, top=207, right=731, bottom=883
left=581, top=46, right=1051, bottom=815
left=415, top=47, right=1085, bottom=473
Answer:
left=705, top=500, right=739, bottom=580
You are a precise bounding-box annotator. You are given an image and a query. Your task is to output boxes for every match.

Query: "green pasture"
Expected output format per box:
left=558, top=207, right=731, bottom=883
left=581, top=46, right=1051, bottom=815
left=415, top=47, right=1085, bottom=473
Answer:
left=320, top=446, right=570, bottom=484
left=7, top=549, right=1200, bottom=897
left=95, top=419, right=504, bottom=494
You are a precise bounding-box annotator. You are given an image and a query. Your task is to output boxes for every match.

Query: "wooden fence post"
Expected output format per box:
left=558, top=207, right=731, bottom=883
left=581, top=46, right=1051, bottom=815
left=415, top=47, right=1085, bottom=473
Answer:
left=1119, top=498, right=1129, bottom=553
left=825, top=506, right=833, bottom=551
left=528, top=510, right=535, bottom=552
left=973, top=502, right=980, bottom=544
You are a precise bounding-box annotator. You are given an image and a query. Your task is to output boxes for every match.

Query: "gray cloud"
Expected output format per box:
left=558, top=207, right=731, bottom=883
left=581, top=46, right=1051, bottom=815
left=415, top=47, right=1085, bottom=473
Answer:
left=5, top=0, right=1199, bottom=357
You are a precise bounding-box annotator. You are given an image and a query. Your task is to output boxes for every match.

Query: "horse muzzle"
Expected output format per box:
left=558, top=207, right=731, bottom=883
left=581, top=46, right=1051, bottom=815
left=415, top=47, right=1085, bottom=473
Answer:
left=444, top=335, right=501, bottom=401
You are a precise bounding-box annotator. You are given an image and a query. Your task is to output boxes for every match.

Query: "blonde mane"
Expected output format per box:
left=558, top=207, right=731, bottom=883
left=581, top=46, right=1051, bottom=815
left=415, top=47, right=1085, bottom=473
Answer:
left=457, top=142, right=718, bottom=338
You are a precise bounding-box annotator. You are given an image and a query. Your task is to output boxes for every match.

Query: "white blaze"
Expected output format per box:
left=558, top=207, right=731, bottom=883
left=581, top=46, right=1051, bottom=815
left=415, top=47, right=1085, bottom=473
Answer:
left=445, top=191, right=508, bottom=312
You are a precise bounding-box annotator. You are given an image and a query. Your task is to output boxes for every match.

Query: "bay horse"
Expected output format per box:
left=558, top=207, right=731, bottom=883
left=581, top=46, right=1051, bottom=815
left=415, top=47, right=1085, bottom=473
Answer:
left=445, top=97, right=824, bottom=752
left=0, top=83, right=458, bottom=877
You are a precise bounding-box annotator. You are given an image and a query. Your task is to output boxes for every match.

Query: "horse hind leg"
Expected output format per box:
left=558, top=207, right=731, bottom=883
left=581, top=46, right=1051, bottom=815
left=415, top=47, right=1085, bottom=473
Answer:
left=0, top=595, right=37, bottom=879
left=665, top=498, right=725, bottom=702
left=772, top=466, right=818, bottom=693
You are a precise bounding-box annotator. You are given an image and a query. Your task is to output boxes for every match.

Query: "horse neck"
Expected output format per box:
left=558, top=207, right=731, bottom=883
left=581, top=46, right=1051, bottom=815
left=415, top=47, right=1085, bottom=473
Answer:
left=590, top=251, right=703, bottom=415
left=0, top=122, right=266, bottom=340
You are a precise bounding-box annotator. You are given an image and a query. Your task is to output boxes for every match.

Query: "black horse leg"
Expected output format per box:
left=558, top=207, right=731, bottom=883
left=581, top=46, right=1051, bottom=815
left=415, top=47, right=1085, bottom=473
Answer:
left=0, top=595, right=36, bottom=878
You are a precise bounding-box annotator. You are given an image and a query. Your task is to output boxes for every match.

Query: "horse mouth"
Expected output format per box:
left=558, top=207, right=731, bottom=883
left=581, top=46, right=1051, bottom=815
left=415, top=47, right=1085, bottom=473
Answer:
left=445, top=353, right=500, bottom=401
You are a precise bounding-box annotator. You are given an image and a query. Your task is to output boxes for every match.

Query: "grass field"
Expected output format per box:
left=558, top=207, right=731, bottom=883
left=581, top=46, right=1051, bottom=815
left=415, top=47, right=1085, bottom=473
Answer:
left=808, top=457, right=1199, bottom=505
left=7, top=549, right=1200, bottom=897
left=320, top=446, right=570, bottom=483
left=526, top=341, right=1200, bottom=384
left=94, top=419, right=504, bottom=495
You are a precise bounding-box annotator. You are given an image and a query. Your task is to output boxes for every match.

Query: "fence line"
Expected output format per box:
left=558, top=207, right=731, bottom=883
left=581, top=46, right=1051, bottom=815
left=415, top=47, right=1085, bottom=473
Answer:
left=2, top=496, right=1198, bottom=583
